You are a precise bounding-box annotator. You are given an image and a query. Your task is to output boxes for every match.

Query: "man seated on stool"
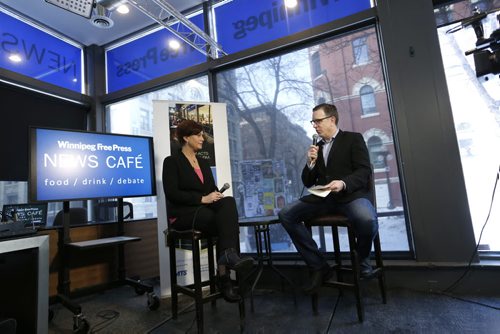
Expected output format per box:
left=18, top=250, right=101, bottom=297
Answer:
left=278, top=103, right=378, bottom=293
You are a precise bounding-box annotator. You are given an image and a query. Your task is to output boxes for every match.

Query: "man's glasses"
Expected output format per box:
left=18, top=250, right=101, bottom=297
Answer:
left=310, top=115, right=333, bottom=125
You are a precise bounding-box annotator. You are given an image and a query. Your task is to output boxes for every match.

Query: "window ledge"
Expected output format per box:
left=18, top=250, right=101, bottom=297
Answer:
left=352, top=60, right=372, bottom=68
left=361, top=112, right=379, bottom=118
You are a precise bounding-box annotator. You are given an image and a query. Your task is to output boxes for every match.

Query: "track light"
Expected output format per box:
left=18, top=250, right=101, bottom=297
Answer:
left=116, top=4, right=129, bottom=14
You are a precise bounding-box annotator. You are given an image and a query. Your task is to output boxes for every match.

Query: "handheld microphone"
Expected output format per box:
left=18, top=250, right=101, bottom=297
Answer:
left=219, top=183, right=231, bottom=193
left=312, top=134, right=319, bottom=146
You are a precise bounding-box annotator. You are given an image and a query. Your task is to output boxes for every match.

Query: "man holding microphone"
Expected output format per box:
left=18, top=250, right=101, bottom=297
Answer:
left=279, top=103, right=378, bottom=293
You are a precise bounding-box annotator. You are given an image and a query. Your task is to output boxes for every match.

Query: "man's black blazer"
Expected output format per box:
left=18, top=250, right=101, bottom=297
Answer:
left=301, top=130, right=372, bottom=204
left=162, top=152, right=217, bottom=219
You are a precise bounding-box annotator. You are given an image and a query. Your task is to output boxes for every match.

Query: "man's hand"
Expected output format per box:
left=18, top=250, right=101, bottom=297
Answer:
left=308, top=145, right=319, bottom=165
left=326, top=180, right=345, bottom=193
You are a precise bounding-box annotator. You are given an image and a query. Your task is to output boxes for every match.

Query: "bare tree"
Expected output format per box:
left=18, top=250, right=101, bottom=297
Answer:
left=218, top=53, right=313, bottom=160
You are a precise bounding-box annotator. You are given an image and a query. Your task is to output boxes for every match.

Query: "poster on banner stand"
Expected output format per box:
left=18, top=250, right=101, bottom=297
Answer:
left=153, top=101, right=232, bottom=297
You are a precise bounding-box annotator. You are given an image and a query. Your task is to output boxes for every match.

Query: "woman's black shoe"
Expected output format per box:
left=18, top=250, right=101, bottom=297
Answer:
left=217, top=273, right=241, bottom=303
left=218, top=248, right=253, bottom=271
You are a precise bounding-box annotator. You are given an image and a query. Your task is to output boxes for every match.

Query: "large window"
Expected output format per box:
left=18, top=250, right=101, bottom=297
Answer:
left=0, top=9, right=84, bottom=93
left=217, top=26, right=408, bottom=253
left=106, top=76, right=210, bottom=220
left=214, top=0, right=372, bottom=55
left=437, top=3, right=500, bottom=252
left=105, top=14, right=206, bottom=93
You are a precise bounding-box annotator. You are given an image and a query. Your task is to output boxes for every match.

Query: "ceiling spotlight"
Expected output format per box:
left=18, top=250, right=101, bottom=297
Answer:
left=169, top=39, right=181, bottom=50
left=116, top=4, right=129, bottom=14
left=284, top=0, right=298, bottom=8
left=45, top=0, right=96, bottom=19
left=8, top=54, right=22, bottom=63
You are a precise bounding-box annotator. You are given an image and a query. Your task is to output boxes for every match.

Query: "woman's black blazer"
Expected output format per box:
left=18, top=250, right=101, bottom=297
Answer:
left=162, top=152, right=217, bottom=219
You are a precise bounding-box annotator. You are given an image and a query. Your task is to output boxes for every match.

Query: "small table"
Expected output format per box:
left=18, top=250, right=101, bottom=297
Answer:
left=240, top=217, right=296, bottom=311
left=0, top=235, right=49, bottom=334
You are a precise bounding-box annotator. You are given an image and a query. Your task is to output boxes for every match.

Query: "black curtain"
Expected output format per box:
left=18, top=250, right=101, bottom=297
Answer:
left=0, top=83, right=88, bottom=181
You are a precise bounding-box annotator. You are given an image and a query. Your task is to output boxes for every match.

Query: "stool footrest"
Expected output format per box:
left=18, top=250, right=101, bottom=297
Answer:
left=176, top=285, right=221, bottom=300
left=178, top=280, right=214, bottom=290
left=323, top=280, right=357, bottom=289
left=333, top=265, right=355, bottom=272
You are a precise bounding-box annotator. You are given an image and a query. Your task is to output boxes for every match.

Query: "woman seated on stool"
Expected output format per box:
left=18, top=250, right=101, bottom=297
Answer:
left=162, top=119, right=253, bottom=302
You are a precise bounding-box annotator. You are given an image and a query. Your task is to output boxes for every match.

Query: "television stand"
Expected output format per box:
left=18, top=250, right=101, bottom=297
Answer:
left=54, top=200, right=160, bottom=332
left=66, top=235, right=141, bottom=249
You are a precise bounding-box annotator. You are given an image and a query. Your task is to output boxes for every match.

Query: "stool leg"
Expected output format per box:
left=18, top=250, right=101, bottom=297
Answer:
left=347, top=229, right=364, bottom=322
left=193, top=239, right=204, bottom=334
left=373, top=234, right=387, bottom=304
left=169, top=240, right=178, bottom=319
left=332, top=226, right=343, bottom=282
left=238, top=292, right=246, bottom=333
left=306, top=224, right=320, bottom=314
left=207, top=238, right=217, bottom=308
left=249, top=226, right=265, bottom=313
left=311, top=292, right=319, bottom=315
left=378, top=270, right=387, bottom=304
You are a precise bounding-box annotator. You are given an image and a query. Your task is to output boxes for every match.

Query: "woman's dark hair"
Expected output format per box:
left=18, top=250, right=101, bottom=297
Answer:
left=176, top=119, right=203, bottom=145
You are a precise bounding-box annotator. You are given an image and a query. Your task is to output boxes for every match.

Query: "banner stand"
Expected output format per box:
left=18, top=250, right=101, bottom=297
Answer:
left=153, top=100, right=231, bottom=297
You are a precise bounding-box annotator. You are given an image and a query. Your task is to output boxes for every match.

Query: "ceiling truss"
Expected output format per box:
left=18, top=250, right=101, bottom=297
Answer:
left=127, top=0, right=226, bottom=59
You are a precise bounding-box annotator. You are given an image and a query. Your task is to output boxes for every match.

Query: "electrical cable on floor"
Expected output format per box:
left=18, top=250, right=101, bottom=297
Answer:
left=145, top=302, right=195, bottom=333
left=437, top=291, right=500, bottom=310
left=396, top=287, right=500, bottom=312
left=89, top=309, right=120, bottom=333
left=185, top=314, right=197, bottom=334
left=324, top=291, right=342, bottom=334
left=442, top=165, right=499, bottom=294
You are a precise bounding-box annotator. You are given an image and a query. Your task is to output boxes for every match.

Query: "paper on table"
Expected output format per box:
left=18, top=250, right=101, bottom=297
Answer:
left=307, top=185, right=331, bottom=197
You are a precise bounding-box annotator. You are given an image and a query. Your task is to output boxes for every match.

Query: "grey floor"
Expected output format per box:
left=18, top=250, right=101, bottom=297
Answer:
left=48, top=276, right=500, bottom=334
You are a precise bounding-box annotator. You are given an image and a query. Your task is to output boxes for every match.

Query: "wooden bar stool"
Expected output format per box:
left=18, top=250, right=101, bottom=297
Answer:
left=165, top=228, right=245, bottom=334
left=304, top=171, right=386, bottom=322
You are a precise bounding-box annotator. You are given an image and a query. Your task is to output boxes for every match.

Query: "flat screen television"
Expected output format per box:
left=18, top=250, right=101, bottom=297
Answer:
left=1, top=203, right=48, bottom=227
left=29, top=127, right=156, bottom=202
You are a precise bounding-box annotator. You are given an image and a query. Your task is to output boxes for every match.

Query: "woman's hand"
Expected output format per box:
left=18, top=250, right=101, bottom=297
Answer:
left=202, top=191, right=224, bottom=204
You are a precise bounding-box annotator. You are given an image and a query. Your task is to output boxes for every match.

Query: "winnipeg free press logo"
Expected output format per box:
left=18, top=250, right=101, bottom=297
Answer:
left=231, top=0, right=332, bottom=39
